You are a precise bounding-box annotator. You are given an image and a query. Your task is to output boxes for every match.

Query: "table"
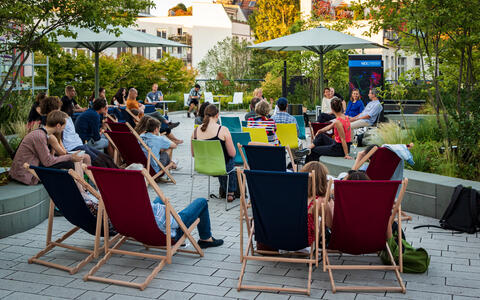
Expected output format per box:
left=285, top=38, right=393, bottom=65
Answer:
left=151, top=100, right=177, bottom=116
left=213, top=95, right=229, bottom=113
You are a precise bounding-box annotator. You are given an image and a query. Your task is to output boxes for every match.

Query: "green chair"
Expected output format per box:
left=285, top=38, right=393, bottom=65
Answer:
left=231, top=132, right=251, bottom=166
left=294, top=115, right=306, bottom=140
left=220, top=116, right=242, bottom=133
left=190, top=140, right=237, bottom=211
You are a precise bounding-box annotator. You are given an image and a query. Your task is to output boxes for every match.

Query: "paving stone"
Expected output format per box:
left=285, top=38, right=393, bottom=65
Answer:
left=76, top=290, right=113, bottom=300
left=0, top=289, right=12, bottom=298
left=2, top=292, right=65, bottom=300
left=0, top=278, right=48, bottom=293
left=159, top=290, right=195, bottom=300
left=184, top=283, right=230, bottom=297
left=103, top=284, right=165, bottom=298
left=189, top=294, right=235, bottom=300
left=386, top=290, right=452, bottom=300
left=5, top=271, right=74, bottom=286
left=407, top=281, right=480, bottom=298
left=39, top=285, right=86, bottom=299
left=254, top=292, right=290, bottom=300
left=224, top=288, right=259, bottom=299
left=107, top=294, right=153, bottom=300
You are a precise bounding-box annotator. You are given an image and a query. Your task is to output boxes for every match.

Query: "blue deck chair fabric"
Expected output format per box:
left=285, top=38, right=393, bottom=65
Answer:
left=294, top=115, right=306, bottom=139
left=144, top=104, right=156, bottom=114
left=220, top=116, right=242, bottom=133
left=231, top=132, right=251, bottom=165
left=243, top=145, right=286, bottom=171
left=108, top=107, right=123, bottom=122
left=244, top=170, right=309, bottom=251
left=30, top=166, right=102, bottom=236
left=241, top=120, right=247, bottom=127
left=119, top=107, right=136, bottom=127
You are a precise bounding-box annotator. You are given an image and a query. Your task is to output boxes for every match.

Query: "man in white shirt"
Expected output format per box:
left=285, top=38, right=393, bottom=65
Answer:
left=62, top=116, right=103, bottom=162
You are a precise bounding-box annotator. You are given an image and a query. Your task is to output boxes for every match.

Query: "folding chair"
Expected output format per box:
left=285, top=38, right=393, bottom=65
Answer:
left=105, top=121, right=130, bottom=133
left=239, top=144, right=296, bottom=172
left=310, top=122, right=333, bottom=138
left=23, top=164, right=114, bottom=274
left=119, top=107, right=138, bottom=127
left=190, top=139, right=237, bottom=211
left=231, top=132, right=251, bottom=166
left=84, top=166, right=204, bottom=290
left=322, top=179, right=408, bottom=293
left=237, top=169, right=318, bottom=295
left=105, top=129, right=175, bottom=184
left=220, top=116, right=242, bottom=133
left=184, top=93, right=190, bottom=108
left=242, top=127, right=268, bottom=143
left=276, top=123, right=299, bottom=149
left=294, top=115, right=306, bottom=139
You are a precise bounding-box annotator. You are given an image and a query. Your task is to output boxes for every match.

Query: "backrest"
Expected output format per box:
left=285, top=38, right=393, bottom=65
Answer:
left=366, top=147, right=401, bottom=180
left=276, top=123, right=298, bottom=149
left=329, top=180, right=401, bottom=254
left=88, top=167, right=167, bottom=246
left=144, top=104, right=156, bottom=114
left=106, top=131, right=148, bottom=169
left=231, top=132, right=251, bottom=165
left=311, top=122, right=331, bottom=135
left=184, top=94, right=190, bottom=106
left=241, top=120, right=247, bottom=127
left=31, top=166, right=98, bottom=235
left=220, top=116, right=242, bottom=133
left=119, top=107, right=136, bottom=127
left=294, top=115, right=306, bottom=139
left=107, top=122, right=130, bottom=132
left=315, top=105, right=322, bottom=120
left=242, top=127, right=268, bottom=143
left=204, top=92, right=214, bottom=102
left=192, top=140, right=226, bottom=176
left=232, top=92, right=243, bottom=104
left=243, top=145, right=286, bottom=171
left=244, top=170, right=309, bottom=251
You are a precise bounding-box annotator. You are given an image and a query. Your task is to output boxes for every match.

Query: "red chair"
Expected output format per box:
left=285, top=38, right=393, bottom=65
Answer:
left=105, top=122, right=130, bottom=132
left=322, top=179, right=408, bottom=293
left=310, top=122, right=334, bottom=140
left=83, top=166, right=203, bottom=290
left=105, top=130, right=175, bottom=184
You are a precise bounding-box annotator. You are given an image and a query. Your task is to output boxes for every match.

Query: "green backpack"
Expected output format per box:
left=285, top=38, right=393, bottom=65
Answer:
left=380, top=230, right=430, bottom=273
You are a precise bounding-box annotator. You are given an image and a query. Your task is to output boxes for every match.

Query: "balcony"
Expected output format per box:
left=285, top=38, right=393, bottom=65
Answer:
left=169, top=33, right=192, bottom=46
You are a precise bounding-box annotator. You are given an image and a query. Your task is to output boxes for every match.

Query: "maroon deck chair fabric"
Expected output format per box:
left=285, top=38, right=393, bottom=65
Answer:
left=88, top=166, right=168, bottom=246
left=107, top=122, right=130, bottom=132
left=311, top=122, right=333, bottom=138
left=366, top=147, right=401, bottom=180
left=106, top=131, right=156, bottom=177
left=328, top=180, right=401, bottom=255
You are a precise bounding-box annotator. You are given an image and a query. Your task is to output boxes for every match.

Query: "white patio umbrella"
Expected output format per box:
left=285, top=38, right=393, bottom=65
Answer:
left=56, top=27, right=188, bottom=98
left=249, top=26, right=386, bottom=105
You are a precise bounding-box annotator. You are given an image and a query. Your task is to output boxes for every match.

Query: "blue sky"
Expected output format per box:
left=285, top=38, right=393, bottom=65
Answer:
left=152, top=0, right=193, bottom=16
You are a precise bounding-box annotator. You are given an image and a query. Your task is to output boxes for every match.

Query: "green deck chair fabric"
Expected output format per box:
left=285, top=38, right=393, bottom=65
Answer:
left=294, top=115, right=306, bottom=139
left=231, top=132, right=251, bottom=165
left=220, top=116, right=242, bottom=133
left=192, top=140, right=227, bottom=176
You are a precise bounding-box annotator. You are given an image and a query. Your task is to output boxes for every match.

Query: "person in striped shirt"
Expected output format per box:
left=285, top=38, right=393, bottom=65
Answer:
left=247, top=99, right=278, bottom=145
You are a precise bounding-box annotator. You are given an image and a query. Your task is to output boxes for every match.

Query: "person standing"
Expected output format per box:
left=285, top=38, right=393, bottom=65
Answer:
left=61, top=85, right=87, bottom=116
left=187, top=84, right=202, bottom=118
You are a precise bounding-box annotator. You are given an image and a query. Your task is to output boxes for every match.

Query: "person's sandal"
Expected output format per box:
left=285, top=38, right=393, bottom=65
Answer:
left=197, top=237, right=224, bottom=249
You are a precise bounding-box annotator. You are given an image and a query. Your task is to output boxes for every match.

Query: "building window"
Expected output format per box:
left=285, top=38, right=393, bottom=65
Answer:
left=177, top=27, right=183, bottom=35
left=397, top=57, right=406, bottom=78
left=157, top=29, right=167, bottom=39
left=137, top=29, right=146, bottom=57
left=178, top=47, right=182, bottom=54
left=415, top=58, right=421, bottom=66
left=157, top=49, right=162, bottom=59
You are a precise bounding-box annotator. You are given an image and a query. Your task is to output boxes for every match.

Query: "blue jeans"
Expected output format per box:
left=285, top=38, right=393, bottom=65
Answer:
left=88, top=135, right=109, bottom=150
left=219, top=158, right=237, bottom=193
left=73, top=144, right=102, bottom=161
left=153, top=197, right=212, bottom=240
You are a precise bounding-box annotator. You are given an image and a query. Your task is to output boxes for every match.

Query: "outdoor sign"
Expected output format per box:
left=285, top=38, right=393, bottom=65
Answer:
left=348, top=55, right=384, bottom=105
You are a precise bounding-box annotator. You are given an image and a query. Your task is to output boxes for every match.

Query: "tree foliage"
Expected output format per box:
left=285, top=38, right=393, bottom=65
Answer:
left=251, top=0, right=300, bottom=43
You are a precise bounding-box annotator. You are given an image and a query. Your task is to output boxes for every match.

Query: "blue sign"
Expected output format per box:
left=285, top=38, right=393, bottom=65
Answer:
left=348, top=60, right=382, bottom=67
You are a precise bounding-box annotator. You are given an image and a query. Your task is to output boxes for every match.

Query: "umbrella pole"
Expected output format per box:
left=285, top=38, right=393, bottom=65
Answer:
left=319, top=53, right=324, bottom=108
left=95, top=52, right=99, bottom=99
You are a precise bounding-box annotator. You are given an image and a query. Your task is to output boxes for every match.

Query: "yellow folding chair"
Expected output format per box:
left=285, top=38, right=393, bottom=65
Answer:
left=276, top=123, right=299, bottom=149
left=242, top=127, right=268, bottom=143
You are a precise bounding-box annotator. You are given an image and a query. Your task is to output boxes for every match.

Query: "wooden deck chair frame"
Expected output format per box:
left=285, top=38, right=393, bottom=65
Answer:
left=321, top=178, right=408, bottom=294
left=125, top=107, right=140, bottom=123
left=352, top=146, right=411, bottom=221
left=236, top=169, right=319, bottom=295
left=82, top=167, right=204, bottom=290
left=237, top=142, right=297, bottom=172
left=23, top=163, right=118, bottom=275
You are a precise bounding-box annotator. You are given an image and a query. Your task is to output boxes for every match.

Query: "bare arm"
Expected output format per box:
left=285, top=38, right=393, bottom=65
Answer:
left=48, top=135, right=67, bottom=156
left=316, top=122, right=335, bottom=136
left=222, top=127, right=236, bottom=158
left=333, top=121, right=352, bottom=159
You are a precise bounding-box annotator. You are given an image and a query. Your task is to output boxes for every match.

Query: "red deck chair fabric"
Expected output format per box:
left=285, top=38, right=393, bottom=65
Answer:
left=88, top=166, right=167, bottom=246
left=366, top=147, right=401, bottom=180
left=311, top=122, right=331, bottom=135
left=329, top=180, right=401, bottom=255
left=107, top=122, right=130, bottom=132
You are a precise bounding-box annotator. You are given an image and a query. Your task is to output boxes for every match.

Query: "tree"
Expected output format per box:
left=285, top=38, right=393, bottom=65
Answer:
left=252, top=0, right=300, bottom=43
left=0, top=0, right=153, bottom=157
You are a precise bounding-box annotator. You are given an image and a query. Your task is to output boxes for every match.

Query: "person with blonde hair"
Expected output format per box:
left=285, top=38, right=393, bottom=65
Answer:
left=247, top=99, right=278, bottom=144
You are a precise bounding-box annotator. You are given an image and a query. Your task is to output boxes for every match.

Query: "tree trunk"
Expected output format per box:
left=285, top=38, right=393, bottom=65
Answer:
left=456, top=44, right=465, bottom=114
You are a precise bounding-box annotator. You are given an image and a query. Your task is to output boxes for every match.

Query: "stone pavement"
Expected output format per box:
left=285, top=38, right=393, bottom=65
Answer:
left=1, top=111, right=480, bottom=300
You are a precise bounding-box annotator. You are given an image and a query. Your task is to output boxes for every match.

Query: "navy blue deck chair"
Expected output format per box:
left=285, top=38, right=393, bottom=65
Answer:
left=231, top=132, right=251, bottom=166
left=24, top=164, right=113, bottom=274
left=241, top=144, right=287, bottom=171
left=237, top=169, right=318, bottom=295
left=144, top=104, right=156, bottom=113
left=220, top=116, right=242, bottom=133
left=119, top=107, right=137, bottom=127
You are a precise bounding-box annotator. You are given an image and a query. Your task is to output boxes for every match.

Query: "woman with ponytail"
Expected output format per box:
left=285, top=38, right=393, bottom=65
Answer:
left=191, top=104, right=237, bottom=202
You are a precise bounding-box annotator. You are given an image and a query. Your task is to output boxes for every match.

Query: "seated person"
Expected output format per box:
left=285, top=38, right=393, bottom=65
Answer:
left=75, top=98, right=111, bottom=155
left=126, top=164, right=223, bottom=249
left=145, top=83, right=169, bottom=112
left=112, top=87, right=126, bottom=106
left=345, top=88, right=365, bottom=118
left=27, top=92, right=46, bottom=130
left=139, top=117, right=179, bottom=173
left=317, top=87, right=335, bottom=123
left=61, top=85, right=87, bottom=116
left=10, top=111, right=83, bottom=185
left=306, top=97, right=353, bottom=163
left=247, top=100, right=278, bottom=145
left=244, top=97, right=261, bottom=121
left=195, top=102, right=210, bottom=125
left=271, top=97, right=299, bottom=136
left=191, top=104, right=237, bottom=202
left=350, top=88, right=383, bottom=129
left=187, top=84, right=202, bottom=118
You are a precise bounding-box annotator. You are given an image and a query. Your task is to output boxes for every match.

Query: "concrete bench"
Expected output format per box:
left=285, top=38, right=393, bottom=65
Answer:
left=320, top=156, right=480, bottom=219
left=0, top=181, right=49, bottom=238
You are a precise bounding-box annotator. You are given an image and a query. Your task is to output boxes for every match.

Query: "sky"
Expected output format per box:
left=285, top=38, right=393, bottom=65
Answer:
left=152, top=0, right=194, bottom=16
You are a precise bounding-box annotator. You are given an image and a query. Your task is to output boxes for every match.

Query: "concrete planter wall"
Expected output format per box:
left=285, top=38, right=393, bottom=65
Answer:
left=320, top=156, right=480, bottom=219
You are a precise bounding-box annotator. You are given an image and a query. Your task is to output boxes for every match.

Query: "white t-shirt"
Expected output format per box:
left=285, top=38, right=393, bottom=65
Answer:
left=321, top=97, right=332, bottom=114
left=63, top=117, right=83, bottom=151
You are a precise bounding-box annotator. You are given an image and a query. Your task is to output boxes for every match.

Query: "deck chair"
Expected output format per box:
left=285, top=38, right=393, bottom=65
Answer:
left=119, top=107, right=138, bottom=127
left=105, top=129, right=175, bottom=184
left=241, top=120, right=247, bottom=127
left=310, top=122, right=333, bottom=139
left=239, top=144, right=296, bottom=172
left=190, top=139, right=237, bottom=211
left=231, top=132, right=251, bottom=166
left=276, top=123, right=299, bottom=149
left=105, top=121, right=130, bottom=132
left=322, top=179, right=408, bottom=293
left=220, top=116, right=242, bottom=133
left=242, top=127, right=268, bottom=143
left=23, top=164, right=114, bottom=274
left=144, top=104, right=156, bottom=114
left=294, top=115, right=306, bottom=139
left=83, top=166, right=203, bottom=290
left=237, top=169, right=318, bottom=295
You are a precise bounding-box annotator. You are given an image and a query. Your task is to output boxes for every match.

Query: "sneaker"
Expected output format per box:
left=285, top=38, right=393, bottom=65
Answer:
left=198, top=237, right=224, bottom=249
left=187, top=112, right=190, bottom=118
left=295, top=148, right=311, bottom=157
left=168, top=122, right=180, bottom=129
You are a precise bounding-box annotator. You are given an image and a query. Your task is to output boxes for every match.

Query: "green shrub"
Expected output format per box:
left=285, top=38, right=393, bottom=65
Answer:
left=368, top=122, right=410, bottom=145
left=261, top=73, right=282, bottom=100
left=410, top=117, right=444, bottom=143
